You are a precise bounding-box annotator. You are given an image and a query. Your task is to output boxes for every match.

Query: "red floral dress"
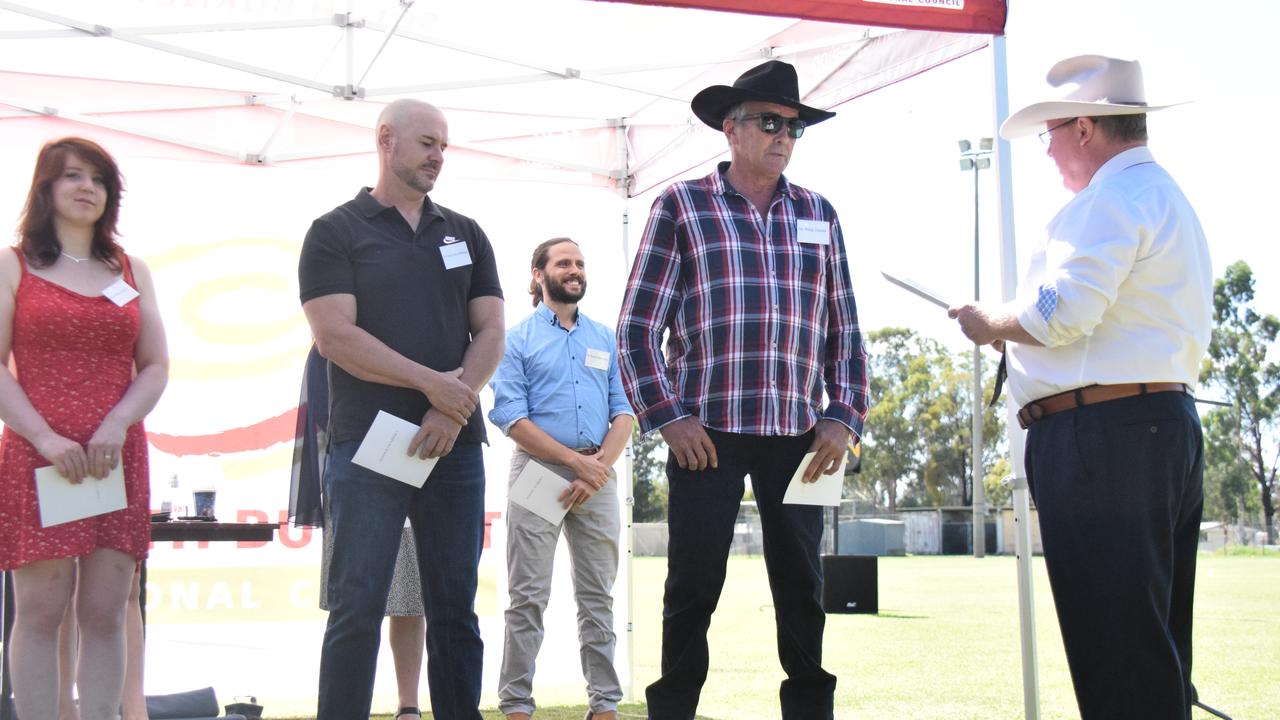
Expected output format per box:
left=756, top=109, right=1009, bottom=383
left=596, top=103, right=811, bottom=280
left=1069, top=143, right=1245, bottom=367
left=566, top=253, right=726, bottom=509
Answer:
left=0, top=249, right=150, bottom=569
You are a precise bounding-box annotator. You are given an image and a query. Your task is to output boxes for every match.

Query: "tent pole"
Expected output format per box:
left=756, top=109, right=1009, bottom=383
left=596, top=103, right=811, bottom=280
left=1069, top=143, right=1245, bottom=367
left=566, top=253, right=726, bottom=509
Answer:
left=990, top=28, right=1041, bottom=720
left=253, top=98, right=300, bottom=163
left=623, top=443, right=636, bottom=704
left=1, top=100, right=246, bottom=161
left=344, top=0, right=355, bottom=95
left=619, top=116, right=636, bottom=697
left=356, top=1, right=415, bottom=89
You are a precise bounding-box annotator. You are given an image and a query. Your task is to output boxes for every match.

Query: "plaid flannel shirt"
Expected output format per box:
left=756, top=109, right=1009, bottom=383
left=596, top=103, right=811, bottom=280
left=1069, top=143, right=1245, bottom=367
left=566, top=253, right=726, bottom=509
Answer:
left=618, top=163, right=869, bottom=438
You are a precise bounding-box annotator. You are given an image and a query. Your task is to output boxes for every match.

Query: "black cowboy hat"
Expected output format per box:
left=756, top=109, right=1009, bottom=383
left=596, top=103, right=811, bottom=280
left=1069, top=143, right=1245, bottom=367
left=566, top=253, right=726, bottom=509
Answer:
left=690, top=60, right=836, bottom=130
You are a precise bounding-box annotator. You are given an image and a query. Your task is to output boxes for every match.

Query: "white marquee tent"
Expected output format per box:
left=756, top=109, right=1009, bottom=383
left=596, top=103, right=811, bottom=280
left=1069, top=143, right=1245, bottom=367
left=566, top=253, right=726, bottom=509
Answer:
left=1, top=0, right=1040, bottom=716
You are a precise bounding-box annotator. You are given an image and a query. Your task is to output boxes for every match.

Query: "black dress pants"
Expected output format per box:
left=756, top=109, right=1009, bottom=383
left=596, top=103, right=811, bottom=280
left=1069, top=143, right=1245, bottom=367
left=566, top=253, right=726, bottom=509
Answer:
left=645, top=429, right=836, bottom=720
left=1026, top=390, right=1203, bottom=720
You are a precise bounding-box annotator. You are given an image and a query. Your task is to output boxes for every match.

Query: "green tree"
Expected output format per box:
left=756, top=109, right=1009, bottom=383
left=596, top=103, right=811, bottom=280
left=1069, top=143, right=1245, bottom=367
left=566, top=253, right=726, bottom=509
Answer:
left=630, top=426, right=669, bottom=522
left=1201, top=407, right=1259, bottom=523
left=856, top=328, right=1005, bottom=510
left=1199, top=260, right=1279, bottom=542
left=984, top=456, right=1013, bottom=508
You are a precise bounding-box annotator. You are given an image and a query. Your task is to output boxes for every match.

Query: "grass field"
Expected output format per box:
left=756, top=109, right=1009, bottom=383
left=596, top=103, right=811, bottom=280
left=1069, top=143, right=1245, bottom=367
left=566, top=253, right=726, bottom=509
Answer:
left=368, top=552, right=1278, bottom=720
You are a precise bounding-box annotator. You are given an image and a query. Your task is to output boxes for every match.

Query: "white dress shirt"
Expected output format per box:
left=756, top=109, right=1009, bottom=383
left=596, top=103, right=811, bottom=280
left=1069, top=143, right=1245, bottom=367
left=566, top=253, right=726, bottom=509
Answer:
left=1007, top=146, right=1213, bottom=407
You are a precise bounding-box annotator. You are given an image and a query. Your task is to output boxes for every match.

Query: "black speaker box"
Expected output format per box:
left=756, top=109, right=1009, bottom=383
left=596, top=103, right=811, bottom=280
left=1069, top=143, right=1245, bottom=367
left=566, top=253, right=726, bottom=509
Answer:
left=821, top=554, right=877, bottom=614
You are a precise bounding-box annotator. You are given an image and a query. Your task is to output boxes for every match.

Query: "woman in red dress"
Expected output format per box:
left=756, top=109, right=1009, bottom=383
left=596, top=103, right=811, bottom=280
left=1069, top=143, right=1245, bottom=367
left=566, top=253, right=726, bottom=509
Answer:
left=0, top=137, right=168, bottom=720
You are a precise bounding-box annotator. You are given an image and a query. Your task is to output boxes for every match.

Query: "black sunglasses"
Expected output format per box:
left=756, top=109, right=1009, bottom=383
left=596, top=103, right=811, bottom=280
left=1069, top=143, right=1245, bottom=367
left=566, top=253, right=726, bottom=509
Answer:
left=737, top=112, right=806, bottom=139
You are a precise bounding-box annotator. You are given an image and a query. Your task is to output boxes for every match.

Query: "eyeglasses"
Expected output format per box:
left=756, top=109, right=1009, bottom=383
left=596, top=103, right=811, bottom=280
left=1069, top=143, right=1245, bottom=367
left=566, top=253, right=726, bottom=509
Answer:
left=1038, top=117, right=1077, bottom=145
left=736, top=112, right=807, bottom=139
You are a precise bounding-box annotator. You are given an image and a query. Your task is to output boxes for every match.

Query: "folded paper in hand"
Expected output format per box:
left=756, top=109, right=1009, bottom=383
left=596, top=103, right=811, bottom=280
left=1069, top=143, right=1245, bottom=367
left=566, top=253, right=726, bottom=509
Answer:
left=508, top=459, right=572, bottom=525
left=352, top=410, right=438, bottom=488
left=36, top=463, right=127, bottom=527
left=782, top=450, right=848, bottom=507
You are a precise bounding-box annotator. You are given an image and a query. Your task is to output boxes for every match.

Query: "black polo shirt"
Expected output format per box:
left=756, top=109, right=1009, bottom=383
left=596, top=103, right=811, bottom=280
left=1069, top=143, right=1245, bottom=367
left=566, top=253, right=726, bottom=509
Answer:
left=298, top=188, right=503, bottom=445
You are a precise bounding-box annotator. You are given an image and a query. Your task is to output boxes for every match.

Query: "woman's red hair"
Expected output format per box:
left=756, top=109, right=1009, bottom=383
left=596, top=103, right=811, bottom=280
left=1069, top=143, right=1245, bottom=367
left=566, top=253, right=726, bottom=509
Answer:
left=17, top=137, right=125, bottom=270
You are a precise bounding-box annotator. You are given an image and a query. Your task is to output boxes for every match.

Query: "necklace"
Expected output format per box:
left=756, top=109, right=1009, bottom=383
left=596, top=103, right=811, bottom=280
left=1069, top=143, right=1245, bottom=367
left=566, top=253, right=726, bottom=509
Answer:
left=61, top=251, right=91, bottom=264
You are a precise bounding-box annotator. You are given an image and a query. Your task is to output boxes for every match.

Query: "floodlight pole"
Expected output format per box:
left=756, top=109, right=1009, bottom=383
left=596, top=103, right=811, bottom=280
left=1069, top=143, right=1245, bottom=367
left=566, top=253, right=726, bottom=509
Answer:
left=958, top=138, right=992, bottom=558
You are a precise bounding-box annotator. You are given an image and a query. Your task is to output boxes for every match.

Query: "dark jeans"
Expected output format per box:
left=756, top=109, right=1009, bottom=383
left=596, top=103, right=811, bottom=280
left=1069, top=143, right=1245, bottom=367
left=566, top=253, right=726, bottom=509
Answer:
left=317, top=439, right=485, bottom=720
left=1026, top=391, right=1202, bottom=720
left=645, top=429, right=836, bottom=720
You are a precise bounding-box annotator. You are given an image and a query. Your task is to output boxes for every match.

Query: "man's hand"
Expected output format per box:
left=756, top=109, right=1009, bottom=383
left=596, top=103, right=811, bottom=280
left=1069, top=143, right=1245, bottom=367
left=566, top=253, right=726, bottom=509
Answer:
left=659, top=416, right=718, bottom=471
left=408, top=408, right=463, bottom=459
left=422, top=368, right=478, bottom=426
left=557, top=478, right=598, bottom=509
left=948, top=304, right=1001, bottom=347
left=566, top=452, right=610, bottom=490
left=802, top=419, right=851, bottom=483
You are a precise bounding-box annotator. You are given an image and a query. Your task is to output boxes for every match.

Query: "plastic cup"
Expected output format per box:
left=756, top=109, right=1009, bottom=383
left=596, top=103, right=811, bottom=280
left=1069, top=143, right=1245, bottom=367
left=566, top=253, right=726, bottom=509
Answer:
left=193, top=489, right=216, bottom=519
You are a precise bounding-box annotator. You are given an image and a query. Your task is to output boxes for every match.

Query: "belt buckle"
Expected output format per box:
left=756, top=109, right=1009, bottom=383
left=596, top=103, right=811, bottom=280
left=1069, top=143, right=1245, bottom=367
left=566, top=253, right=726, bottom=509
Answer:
left=1017, top=403, right=1044, bottom=430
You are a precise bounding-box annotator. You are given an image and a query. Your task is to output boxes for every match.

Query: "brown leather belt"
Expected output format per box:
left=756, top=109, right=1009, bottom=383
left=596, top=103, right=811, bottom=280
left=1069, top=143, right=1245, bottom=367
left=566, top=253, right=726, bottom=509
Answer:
left=575, top=446, right=600, bottom=456
left=1017, top=382, right=1190, bottom=429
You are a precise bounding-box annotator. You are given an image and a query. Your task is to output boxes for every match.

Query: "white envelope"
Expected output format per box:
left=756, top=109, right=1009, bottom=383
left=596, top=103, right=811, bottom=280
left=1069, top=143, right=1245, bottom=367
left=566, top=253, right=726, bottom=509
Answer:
left=782, top=450, right=847, bottom=507
left=508, top=459, right=572, bottom=525
left=352, top=410, right=438, bottom=488
left=36, top=463, right=128, bottom=528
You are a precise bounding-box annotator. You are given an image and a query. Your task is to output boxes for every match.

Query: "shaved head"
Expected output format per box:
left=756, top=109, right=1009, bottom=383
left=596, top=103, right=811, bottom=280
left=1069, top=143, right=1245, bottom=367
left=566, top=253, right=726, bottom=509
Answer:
left=377, top=98, right=443, bottom=138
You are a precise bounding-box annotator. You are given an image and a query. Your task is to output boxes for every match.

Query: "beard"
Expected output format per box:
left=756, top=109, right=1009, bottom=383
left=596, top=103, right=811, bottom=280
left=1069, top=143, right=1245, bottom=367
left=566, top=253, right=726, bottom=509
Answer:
left=391, top=156, right=439, bottom=194
left=545, top=275, right=586, bottom=304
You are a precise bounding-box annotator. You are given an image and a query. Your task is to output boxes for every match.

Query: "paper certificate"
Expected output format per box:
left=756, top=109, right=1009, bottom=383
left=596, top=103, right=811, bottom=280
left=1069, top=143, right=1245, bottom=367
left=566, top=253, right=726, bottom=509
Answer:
left=352, top=411, right=438, bottom=488
left=880, top=271, right=953, bottom=310
left=36, top=463, right=128, bottom=528
left=782, top=451, right=847, bottom=507
left=508, top=459, right=572, bottom=525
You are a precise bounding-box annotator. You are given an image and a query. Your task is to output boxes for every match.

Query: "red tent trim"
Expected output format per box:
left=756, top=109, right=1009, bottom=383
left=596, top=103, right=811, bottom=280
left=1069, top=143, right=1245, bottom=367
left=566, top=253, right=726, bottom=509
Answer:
left=593, top=0, right=1006, bottom=35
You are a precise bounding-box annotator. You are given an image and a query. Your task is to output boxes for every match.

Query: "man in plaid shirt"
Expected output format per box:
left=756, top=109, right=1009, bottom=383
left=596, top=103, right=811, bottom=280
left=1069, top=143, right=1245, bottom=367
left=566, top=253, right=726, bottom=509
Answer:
left=617, top=60, right=869, bottom=720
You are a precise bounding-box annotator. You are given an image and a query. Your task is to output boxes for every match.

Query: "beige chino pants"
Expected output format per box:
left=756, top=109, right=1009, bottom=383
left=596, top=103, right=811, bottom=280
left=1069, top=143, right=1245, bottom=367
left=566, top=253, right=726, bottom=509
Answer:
left=497, top=449, right=623, bottom=716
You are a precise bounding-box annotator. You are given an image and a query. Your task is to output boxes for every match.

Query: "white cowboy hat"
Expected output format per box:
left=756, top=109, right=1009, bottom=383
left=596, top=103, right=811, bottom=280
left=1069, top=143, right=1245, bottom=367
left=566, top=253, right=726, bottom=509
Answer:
left=1000, top=54, right=1185, bottom=139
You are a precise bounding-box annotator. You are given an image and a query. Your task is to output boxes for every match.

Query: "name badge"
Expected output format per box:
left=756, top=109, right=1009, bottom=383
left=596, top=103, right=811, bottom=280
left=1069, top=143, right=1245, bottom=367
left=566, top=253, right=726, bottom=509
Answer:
left=796, top=219, right=830, bottom=245
left=585, top=348, right=610, bottom=371
left=101, top=278, right=140, bottom=307
left=440, top=241, right=472, bottom=269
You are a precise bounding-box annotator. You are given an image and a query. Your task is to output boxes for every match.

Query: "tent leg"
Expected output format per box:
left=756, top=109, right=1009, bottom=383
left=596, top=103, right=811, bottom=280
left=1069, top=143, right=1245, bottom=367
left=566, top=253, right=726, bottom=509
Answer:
left=989, top=26, right=1040, bottom=720
left=1011, top=475, right=1041, bottom=720
left=623, top=444, right=636, bottom=703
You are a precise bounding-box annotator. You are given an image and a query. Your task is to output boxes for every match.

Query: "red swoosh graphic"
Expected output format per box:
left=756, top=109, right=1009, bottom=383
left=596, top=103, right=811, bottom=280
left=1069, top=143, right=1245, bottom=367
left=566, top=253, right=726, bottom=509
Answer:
left=147, top=407, right=299, bottom=456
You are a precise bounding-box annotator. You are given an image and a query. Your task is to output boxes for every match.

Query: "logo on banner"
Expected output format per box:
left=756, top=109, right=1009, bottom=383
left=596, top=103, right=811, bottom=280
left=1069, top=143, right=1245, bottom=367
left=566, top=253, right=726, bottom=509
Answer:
left=867, top=0, right=965, bottom=9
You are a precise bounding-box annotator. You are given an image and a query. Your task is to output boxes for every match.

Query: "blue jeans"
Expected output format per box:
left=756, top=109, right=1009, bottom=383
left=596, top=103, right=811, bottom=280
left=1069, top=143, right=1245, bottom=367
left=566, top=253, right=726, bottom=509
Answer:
left=645, top=429, right=835, bottom=720
left=1026, top=390, right=1202, bottom=720
left=317, top=439, right=485, bottom=720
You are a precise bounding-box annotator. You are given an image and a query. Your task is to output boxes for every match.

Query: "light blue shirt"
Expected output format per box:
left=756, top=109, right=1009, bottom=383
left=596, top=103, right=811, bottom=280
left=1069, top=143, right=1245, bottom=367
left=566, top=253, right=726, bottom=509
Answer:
left=489, top=303, right=632, bottom=449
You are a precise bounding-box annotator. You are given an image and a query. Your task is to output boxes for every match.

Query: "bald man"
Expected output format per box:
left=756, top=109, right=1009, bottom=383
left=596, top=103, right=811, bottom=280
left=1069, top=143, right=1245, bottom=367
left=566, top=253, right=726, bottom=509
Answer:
left=299, top=99, right=505, bottom=720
